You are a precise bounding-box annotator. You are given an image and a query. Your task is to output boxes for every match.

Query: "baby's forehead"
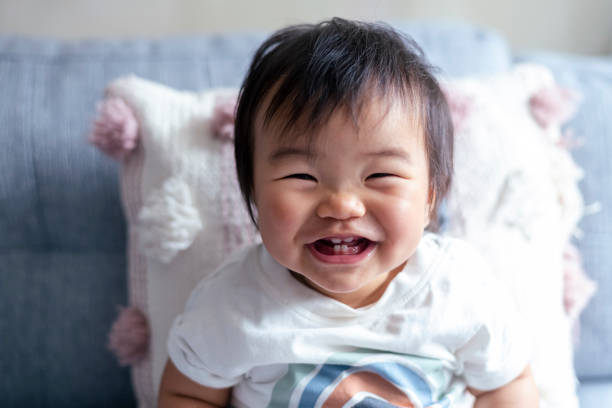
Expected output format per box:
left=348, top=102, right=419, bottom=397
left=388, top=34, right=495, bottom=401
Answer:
left=255, top=91, right=423, bottom=144
left=255, top=98, right=427, bottom=165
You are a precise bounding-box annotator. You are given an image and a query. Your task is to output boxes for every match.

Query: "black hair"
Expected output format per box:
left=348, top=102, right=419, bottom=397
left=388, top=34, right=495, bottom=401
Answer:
left=234, top=17, right=453, bottom=230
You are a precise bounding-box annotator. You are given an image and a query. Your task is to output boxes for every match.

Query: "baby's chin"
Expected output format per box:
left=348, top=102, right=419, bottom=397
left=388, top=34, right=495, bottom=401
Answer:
left=289, top=270, right=373, bottom=297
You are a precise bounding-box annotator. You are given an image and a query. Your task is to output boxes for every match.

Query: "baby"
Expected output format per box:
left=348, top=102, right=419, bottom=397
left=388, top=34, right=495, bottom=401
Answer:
left=159, top=18, right=538, bottom=408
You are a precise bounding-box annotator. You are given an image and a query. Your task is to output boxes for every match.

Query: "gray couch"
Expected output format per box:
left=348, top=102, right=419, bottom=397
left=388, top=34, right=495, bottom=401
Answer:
left=1, top=21, right=610, bottom=407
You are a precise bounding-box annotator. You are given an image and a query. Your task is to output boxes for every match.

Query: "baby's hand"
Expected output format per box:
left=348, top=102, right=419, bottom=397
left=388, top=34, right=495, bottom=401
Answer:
left=469, top=365, right=539, bottom=408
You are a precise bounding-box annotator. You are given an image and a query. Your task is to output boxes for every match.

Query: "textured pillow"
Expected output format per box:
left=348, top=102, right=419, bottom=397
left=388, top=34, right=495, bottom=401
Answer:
left=95, top=76, right=259, bottom=407
left=92, top=65, right=592, bottom=407
left=442, top=64, right=588, bottom=408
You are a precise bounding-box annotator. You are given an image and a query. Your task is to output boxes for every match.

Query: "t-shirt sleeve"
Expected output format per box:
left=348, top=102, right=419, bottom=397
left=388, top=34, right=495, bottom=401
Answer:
left=167, top=311, right=244, bottom=389
left=451, top=243, right=532, bottom=391
left=167, top=246, right=262, bottom=390
left=454, top=310, right=531, bottom=391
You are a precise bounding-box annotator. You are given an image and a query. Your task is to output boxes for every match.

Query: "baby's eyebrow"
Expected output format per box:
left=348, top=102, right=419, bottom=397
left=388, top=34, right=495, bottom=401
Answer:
left=268, top=146, right=412, bottom=163
left=268, top=147, right=316, bottom=162
left=364, top=148, right=412, bottom=163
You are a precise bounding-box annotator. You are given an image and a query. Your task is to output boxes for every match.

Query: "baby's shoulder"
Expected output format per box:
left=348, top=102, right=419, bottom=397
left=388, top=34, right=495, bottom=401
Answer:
left=422, top=234, right=508, bottom=305
left=414, top=236, right=520, bottom=341
left=424, top=234, right=493, bottom=276
left=184, top=243, right=264, bottom=312
left=416, top=234, right=488, bottom=279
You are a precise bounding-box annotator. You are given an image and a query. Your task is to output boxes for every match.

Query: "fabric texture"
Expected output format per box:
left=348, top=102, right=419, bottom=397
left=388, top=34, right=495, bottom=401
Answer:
left=168, top=235, right=530, bottom=407
left=515, top=52, right=612, bottom=380
left=105, top=76, right=260, bottom=406
left=443, top=64, right=585, bottom=407
left=0, top=252, right=135, bottom=407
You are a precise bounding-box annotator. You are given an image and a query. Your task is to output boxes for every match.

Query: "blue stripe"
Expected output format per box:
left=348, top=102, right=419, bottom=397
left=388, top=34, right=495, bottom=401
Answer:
left=298, top=362, right=434, bottom=407
left=298, top=364, right=351, bottom=408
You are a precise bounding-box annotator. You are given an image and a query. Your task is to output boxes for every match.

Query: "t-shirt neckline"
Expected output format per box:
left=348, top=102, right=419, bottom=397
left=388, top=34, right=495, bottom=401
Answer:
left=255, top=233, right=446, bottom=325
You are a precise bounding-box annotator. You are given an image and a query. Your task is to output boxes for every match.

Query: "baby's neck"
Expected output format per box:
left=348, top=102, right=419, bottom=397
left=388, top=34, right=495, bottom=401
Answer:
left=288, top=264, right=404, bottom=309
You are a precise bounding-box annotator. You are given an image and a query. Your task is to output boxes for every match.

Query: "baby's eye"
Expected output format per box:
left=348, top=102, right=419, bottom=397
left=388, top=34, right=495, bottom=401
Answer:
left=367, top=173, right=394, bottom=179
left=286, top=173, right=317, bottom=181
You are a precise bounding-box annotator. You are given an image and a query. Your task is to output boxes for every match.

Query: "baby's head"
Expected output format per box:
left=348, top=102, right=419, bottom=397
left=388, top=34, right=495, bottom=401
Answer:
left=236, top=18, right=453, bottom=227
left=234, top=18, right=453, bottom=305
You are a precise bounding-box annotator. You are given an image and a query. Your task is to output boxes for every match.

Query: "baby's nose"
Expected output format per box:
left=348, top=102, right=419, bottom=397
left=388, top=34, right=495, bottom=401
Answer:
left=316, top=192, right=366, bottom=220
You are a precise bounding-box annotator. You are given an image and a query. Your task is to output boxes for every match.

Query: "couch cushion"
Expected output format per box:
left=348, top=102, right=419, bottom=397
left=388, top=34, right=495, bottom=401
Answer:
left=578, top=379, right=612, bottom=406
left=0, top=251, right=134, bottom=407
left=515, top=52, right=612, bottom=379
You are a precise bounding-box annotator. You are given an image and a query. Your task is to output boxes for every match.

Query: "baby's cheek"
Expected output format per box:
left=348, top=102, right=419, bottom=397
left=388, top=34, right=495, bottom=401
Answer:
left=265, top=194, right=298, bottom=224
left=257, top=191, right=307, bottom=268
left=375, top=195, right=413, bottom=223
left=377, top=196, right=426, bottom=242
left=257, top=189, right=303, bottom=237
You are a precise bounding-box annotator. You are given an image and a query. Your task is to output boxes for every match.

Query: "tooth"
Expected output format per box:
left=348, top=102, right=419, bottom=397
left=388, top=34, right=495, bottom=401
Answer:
left=343, top=237, right=355, bottom=243
left=330, top=238, right=342, bottom=244
left=341, top=244, right=349, bottom=252
left=333, top=244, right=342, bottom=252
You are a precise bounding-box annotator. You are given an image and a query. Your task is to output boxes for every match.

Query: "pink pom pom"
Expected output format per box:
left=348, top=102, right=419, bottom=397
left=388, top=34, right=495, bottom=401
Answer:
left=529, top=86, right=580, bottom=129
left=89, top=97, right=140, bottom=160
left=441, top=85, right=473, bottom=133
left=211, top=95, right=238, bottom=142
left=108, top=306, right=150, bottom=366
left=563, top=243, right=597, bottom=324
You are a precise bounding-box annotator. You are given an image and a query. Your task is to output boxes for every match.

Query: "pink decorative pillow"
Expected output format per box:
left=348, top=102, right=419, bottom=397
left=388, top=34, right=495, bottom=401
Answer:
left=91, top=66, right=595, bottom=407
left=443, top=64, right=594, bottom=408
left=92, top=76, right=259, bottom=407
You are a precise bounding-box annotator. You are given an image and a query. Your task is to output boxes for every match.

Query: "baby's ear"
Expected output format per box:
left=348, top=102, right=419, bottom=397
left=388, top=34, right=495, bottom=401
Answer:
left=424, top=204, right=431, bottom=226
left=428, top=187, right=437, bottom=208
left=427, top=183, right=436, bottom=204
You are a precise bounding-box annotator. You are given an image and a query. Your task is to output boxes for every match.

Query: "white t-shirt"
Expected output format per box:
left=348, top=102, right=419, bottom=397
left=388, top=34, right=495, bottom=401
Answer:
left=168, top=233, right=530, bottom=407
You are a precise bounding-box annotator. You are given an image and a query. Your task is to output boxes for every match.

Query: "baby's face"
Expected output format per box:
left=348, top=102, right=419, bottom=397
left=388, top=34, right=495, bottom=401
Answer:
left=252, top=97, right=431, bottom=308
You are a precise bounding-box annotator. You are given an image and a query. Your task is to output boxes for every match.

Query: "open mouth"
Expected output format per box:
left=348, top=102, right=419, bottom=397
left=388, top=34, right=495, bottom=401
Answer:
left=312, top=237, right=370, bottom=255
left=307, top=236, right=376, bottom=264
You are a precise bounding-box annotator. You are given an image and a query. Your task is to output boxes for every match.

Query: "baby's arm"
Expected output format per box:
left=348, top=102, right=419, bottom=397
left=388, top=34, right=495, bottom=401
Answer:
left=468, top=365, right=539, bottom=408
left=158, top=359, right=231, bottom=408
